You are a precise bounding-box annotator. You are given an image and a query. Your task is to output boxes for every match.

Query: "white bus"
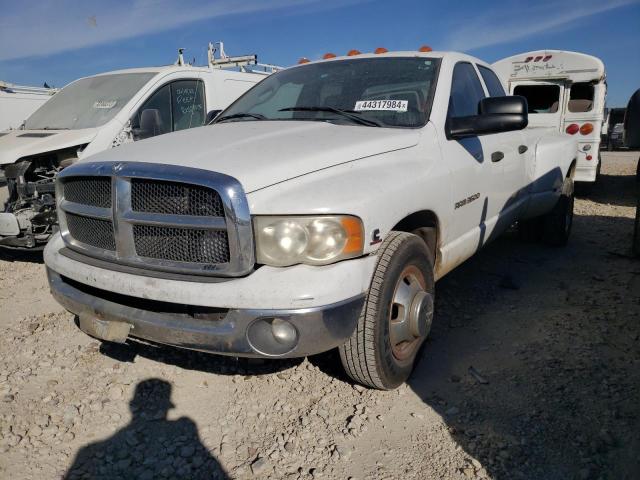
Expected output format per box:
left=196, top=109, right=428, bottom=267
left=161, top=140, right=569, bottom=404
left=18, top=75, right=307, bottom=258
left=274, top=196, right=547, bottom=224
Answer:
left=493, top=50, right=606, bottom=184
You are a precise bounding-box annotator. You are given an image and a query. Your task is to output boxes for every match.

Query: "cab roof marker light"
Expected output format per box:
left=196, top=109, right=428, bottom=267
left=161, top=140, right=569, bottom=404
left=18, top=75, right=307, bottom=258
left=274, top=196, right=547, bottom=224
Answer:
left=542, top=55, right=552, bottom=62
left=419, top=45, right=433, bottom=52
left=347, top=49, right=361, bottom=56
left=534, top=56, right=543, bottom=62
left=524, top=56, right=533, bottom=62
left=298, top=57, right=310, bottom=64
left=374, top=47, right=388, bottom=54
left=323, top=53, right=336, bottom=59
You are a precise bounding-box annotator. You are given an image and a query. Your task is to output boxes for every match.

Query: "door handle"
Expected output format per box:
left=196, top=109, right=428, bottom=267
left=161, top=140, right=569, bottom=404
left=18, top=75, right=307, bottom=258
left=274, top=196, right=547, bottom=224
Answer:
left=491, top=151, right=504, bottom=162
left=518, top=145, right=528, bottom=154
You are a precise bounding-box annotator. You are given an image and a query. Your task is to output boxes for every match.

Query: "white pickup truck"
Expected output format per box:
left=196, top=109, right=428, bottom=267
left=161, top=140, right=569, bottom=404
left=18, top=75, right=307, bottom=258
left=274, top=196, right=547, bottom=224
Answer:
left=44, top=50, right=577, bottom=389
left=0, top=48, right=272, bottom=249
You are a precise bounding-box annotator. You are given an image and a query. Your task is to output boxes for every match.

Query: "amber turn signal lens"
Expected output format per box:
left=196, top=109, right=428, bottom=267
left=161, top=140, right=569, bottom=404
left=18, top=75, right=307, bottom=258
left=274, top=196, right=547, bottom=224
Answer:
left=579, top=123, right=594, bottom=135
left=341, top=217, right=364, bottom=254
left=565, top=124, right=579, bottom=135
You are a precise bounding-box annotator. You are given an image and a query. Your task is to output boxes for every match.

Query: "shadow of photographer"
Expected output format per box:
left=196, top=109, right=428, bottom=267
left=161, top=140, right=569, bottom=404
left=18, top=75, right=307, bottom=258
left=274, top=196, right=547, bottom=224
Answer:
left=65, top=378, right=229, bottom=480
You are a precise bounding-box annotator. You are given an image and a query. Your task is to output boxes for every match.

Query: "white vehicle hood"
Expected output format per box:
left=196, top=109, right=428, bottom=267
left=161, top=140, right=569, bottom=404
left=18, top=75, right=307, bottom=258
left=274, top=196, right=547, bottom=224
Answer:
left=84, top=121, right=420, bottom=193
left=0, top=129, right=98, bottom=166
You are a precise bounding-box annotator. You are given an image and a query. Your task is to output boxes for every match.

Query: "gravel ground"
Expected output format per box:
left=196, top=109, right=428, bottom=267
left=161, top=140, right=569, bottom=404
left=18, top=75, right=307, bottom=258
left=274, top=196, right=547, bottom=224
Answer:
left=0, top=151, right=638, bottom=480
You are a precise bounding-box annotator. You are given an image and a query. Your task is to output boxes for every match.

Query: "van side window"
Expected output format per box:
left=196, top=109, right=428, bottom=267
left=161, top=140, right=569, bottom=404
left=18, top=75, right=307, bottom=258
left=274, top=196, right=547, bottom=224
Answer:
left=477, top=66, right=506, bottom=97
left=136, top=84, right=171, bottom=135
left=568, top=82, right=594, bottom=112
left=172, top=80, right=205, bottom=131
left=448, top=62, right=486, bottom=118
left=513, top=85, right=560, bottom=114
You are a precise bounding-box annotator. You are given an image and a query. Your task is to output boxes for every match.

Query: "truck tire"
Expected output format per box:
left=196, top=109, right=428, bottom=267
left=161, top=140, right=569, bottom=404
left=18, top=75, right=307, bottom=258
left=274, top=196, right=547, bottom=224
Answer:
left=339, top=231, right=434, bottom=390
left=541, top=177, right=574, bottom=246
left=633, top=196, right=640, bottom=257
left=634, top=160, right=640, bottom=257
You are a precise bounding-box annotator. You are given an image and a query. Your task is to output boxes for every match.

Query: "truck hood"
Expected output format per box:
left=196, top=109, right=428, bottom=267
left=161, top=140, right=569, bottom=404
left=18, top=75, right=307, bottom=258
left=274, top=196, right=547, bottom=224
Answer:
left=0, top=128, right=98, bottom=165
left=84, top=121, right=420, bottom=193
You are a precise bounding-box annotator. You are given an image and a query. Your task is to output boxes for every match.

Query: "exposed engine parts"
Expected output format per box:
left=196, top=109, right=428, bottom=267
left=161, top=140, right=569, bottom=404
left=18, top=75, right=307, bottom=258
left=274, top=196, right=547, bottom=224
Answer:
left=0, top=147, right=80, bottom=248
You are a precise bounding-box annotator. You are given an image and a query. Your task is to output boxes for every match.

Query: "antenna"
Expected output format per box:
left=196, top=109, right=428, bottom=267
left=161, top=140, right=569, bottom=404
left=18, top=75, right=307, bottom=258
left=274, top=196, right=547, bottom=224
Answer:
left=175, top=48, right=185, bottom=66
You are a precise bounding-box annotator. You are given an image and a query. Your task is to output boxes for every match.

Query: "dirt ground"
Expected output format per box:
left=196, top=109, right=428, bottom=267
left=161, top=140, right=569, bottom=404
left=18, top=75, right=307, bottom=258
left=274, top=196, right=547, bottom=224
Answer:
left=0, top=151, right=638, bottom=480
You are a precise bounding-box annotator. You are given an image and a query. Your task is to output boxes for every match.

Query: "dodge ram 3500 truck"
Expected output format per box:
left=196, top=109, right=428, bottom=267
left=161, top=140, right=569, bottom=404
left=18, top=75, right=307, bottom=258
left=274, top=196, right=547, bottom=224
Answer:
left=44, top=50, right=578, bottom=389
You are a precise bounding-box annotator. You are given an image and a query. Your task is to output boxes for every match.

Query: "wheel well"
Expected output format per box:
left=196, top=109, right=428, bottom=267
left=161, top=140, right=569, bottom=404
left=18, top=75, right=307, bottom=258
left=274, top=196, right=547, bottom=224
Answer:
left=392, top=210, right=439, bottom=265
left=567, top=159, right=577, bottom=179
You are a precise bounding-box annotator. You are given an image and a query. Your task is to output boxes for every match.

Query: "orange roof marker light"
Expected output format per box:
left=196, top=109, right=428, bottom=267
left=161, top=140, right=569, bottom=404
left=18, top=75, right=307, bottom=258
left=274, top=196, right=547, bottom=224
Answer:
left=347, top=49, right=361, bottom=56
left=298, top=57, right=310, bottom=64
left=419, top=45, right=433, bottom=52
left=323, top=53, right=337, bottom=59
left=374, top=47, right=388, bottom=54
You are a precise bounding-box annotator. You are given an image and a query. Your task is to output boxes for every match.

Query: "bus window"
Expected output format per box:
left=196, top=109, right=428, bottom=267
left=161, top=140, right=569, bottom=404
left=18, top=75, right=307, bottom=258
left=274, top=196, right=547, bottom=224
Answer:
left=568, top=82, right=594, bottom=112
left=513, top=84, right=560, bottom=114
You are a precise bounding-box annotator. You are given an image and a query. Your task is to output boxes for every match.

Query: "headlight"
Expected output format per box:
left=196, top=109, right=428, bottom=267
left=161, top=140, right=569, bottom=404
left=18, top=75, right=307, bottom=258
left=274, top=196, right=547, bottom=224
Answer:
left=254, top=215, right=364, bottom=266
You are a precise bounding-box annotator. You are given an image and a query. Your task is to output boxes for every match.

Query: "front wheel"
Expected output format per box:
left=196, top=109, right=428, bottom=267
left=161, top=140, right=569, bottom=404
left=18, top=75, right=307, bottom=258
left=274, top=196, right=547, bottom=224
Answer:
left=339, top=231, right=434, bottom=390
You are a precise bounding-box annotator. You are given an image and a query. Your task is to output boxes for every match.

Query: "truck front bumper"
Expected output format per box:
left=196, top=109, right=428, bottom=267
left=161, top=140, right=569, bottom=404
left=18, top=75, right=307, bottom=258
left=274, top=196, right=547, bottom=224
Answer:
left=47, top=268, right=364, bottom=358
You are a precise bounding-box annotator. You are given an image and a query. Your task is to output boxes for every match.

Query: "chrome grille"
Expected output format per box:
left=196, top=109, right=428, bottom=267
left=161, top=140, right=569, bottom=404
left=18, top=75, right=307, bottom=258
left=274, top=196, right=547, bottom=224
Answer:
left=56, top=161, right=254, bottom=277
left=133, top=225, right=230, bottom=264
left=63, top=177, right=112, bottom=209
left=66, top=213, right=116, bottom=251
left=131, top=179, right=224, bottom=217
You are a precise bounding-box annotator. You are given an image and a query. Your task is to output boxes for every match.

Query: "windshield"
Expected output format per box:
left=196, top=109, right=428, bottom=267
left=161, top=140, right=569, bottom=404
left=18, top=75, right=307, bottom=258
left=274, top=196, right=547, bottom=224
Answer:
left=219, top=57, right=440, bottom=128
left=25, top=72, right=155, bottom=130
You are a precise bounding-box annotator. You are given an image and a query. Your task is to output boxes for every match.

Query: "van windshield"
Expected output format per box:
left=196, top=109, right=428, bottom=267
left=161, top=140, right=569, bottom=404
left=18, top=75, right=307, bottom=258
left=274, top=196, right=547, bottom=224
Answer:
left=24, top=73, right=155, bottom=130
left=218, top=57, right=440, bottom=128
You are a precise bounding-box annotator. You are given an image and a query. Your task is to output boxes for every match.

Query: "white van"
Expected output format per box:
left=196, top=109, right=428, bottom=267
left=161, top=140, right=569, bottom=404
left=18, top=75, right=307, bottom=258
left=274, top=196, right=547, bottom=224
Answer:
left=0, top=46, right=277, bottom=249
left=493, top=50, right=606, bottom=183
left=0, top=81, right=57, bottom=131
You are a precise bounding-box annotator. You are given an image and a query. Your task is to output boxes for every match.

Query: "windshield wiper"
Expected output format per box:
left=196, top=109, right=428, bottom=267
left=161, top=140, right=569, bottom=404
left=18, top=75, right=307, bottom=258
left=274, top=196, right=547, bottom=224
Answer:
left=215, top=112, right=266, bottom=124
left=279, top=107, right=382, bottom=127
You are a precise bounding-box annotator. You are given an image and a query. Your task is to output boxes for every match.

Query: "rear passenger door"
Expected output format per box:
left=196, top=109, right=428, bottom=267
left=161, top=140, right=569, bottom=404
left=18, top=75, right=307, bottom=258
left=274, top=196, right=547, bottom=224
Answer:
left=477, top=65, right=528, bottom=222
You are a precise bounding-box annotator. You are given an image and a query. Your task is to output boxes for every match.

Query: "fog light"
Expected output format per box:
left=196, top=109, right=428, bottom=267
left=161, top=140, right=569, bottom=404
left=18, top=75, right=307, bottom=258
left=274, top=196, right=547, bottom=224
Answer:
left=247, top=317, right=299, bottom=356
left=271, top=318, right=297, bottom=345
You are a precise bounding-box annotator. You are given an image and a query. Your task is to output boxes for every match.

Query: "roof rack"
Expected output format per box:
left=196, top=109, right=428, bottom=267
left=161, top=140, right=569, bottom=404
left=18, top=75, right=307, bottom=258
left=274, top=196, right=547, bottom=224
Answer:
left=0, top=81, right=57, bottom=95
left=207, top=42, right=283, bottom=74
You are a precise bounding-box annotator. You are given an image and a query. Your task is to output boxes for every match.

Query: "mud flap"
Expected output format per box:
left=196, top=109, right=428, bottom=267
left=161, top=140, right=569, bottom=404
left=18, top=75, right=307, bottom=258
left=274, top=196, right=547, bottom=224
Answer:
left=79, top=315, right=132, bottom=343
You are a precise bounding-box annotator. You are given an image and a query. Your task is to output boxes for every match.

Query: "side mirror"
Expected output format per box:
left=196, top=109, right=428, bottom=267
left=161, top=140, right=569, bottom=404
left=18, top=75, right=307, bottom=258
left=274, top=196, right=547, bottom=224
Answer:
left=447, top=96, right=528, bottom=139
left=206, top=110, right=222, bottom=124
left=624, top=89, right=640, bottom=148
left=133, top=109, right=163, bottom=140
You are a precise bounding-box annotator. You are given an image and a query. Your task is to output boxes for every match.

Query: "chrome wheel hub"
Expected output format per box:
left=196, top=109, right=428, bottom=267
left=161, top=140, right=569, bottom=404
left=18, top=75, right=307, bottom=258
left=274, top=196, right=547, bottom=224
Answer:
left=389, top=265, right=433, bottom=361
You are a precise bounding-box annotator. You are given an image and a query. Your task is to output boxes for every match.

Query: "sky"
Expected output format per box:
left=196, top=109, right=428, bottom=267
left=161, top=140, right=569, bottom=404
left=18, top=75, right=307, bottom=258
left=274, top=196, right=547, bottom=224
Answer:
left=0, top=0, right=638, bottom=106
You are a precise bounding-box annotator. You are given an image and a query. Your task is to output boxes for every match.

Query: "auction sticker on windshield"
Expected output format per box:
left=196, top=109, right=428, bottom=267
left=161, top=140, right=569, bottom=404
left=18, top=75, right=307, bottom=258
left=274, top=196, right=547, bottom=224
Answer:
left=354, top=100, right=408, bottom=112
left=93, top=100, right=117, bottom=109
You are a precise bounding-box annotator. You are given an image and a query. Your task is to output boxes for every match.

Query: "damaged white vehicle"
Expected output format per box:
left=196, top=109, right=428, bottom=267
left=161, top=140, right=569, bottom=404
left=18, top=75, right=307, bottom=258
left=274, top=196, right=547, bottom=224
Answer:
left=45, top=50, right=577, bottom=389
left=0, top=47, right=274, bottom=248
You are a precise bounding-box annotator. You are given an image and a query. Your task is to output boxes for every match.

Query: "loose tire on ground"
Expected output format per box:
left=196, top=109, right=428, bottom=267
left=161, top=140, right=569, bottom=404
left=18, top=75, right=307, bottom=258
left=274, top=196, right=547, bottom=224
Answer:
left=339, top=231, right=434, bottom=390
